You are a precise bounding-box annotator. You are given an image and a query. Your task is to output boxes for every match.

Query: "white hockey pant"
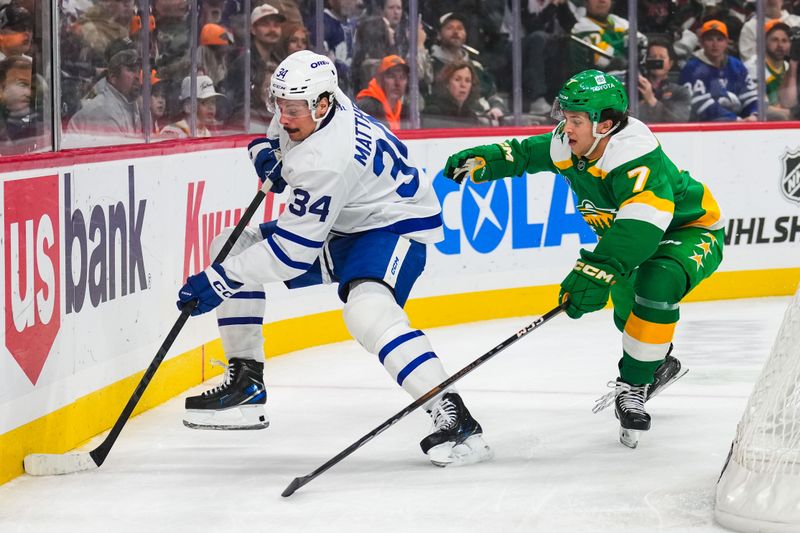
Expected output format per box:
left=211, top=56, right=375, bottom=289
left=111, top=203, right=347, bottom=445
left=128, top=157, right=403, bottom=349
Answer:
left=343, top=281, right=452, bottom=410
left=211, top=227, right=267, bottom=363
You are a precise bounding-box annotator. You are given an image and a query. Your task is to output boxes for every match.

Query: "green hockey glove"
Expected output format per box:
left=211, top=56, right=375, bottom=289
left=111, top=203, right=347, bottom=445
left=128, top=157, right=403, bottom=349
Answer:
left=559, top=249, right=625, bottom=320
left=444, top=142, right=516, bottom=184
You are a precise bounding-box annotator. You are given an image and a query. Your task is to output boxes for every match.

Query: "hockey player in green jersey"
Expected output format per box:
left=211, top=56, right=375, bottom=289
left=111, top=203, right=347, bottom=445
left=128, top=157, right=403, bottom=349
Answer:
left=443, top=70, right=725, bottom=448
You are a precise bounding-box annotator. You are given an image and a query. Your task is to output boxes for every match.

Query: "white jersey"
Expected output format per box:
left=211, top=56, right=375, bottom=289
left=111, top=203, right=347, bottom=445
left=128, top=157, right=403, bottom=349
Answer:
left=222, top=88, right=444, bottom=286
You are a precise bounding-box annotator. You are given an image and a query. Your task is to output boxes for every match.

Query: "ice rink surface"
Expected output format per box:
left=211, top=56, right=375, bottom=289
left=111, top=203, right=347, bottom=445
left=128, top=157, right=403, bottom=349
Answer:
left=0, top=296, right=792, bottom=533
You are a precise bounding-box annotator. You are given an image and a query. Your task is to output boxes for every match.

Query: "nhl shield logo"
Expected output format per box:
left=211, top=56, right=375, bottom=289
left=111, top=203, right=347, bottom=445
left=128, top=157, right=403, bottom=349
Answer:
left=780, top=148, right=800, bottom=205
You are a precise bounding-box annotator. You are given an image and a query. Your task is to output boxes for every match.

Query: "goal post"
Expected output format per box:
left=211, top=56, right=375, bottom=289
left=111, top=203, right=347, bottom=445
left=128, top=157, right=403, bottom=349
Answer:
left=715, top=285, right=800, bottom=533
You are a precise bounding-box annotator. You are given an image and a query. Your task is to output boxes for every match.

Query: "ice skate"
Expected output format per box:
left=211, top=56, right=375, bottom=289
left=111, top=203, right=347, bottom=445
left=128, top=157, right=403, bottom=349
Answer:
left=593, top=351, right=687, bottom=415
left=183, top=358, right=269, bottom=430
left=646, top=350, right=688, bottom=401
left=613, top=379, right=650, bottom=449
left=419, top=392, right=493, bottom=467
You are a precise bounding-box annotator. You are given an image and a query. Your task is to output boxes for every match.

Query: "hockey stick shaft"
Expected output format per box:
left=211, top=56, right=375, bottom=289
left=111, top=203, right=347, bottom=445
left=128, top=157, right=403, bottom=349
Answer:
left=90, top=183, right=269, bottom=466
left=281, top=301, right=568, bottom=497
left=25, top=182, right=269, bottom=475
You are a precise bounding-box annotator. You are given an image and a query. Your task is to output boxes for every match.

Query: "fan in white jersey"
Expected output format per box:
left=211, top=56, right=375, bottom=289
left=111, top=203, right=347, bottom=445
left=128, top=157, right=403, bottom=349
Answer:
left=176, top=50, right=492, bottom=467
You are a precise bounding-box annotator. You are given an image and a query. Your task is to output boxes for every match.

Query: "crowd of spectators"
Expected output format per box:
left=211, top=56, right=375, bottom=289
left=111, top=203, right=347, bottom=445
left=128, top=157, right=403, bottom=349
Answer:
left=2, top=0, right=800, bottom=153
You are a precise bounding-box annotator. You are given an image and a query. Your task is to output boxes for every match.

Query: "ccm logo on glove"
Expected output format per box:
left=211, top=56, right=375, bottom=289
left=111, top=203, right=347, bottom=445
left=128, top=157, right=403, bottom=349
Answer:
left=573, top=260, right=617, bottom=284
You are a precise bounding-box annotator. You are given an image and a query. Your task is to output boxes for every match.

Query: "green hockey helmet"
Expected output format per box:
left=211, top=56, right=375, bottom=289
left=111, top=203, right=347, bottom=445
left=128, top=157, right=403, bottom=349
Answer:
left=553, top=70, right=628, bottom=123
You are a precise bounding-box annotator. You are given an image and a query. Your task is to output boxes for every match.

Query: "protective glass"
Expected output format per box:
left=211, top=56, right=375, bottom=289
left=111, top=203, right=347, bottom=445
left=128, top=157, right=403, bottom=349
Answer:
left=550, top=99, right=566, bottom=121
left=267, top=95, right=312, bottom=118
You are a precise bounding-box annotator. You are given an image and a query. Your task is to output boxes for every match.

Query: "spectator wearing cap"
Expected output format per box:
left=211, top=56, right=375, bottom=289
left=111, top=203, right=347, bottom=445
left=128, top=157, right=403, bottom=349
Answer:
left=250, top=4, right=287, bottom=65
left=161, top=74, right=224, bottom=137
left=739, top=0, right=800, bottom=62
left=420, top=1, right=506, bottom=61
left=0, top=4, right=33, bottom=61
left=355, top=54, right=411, bottom=130
left=324, top=0, right=360, bottom=94
left=422, top=61, right=481, bottom=128
left=744, top=20, right=797, bottom=121
left=222, top=4, right=285, bottom=119
left=637, top=38, right=691, bottom=123
left=65, top=41, right=142, bottom=144
left=198, top=23, right=235, bottom=87
left=430, top=12, right=507, bottom=125
left=679, top=20, right=758, bottom=121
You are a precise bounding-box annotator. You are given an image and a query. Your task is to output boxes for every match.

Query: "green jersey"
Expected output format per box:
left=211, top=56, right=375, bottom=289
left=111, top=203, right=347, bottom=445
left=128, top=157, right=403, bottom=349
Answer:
left=570, top=15, right=629, bottom=71
left=498, top=118, right=724, bottom=273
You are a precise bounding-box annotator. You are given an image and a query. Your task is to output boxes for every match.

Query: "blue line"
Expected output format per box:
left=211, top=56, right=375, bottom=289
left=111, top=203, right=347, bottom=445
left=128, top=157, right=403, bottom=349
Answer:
left=273, top=226, right=324, bottom=248
left=267, top=236, right=314, bottom=270
left=378, top=330, right=424, bottom=364
left=397, top=352, right=438, bottom=385
left=231, top=291, right=266, bottom=299
left=218, top=317, right=263, bottom=326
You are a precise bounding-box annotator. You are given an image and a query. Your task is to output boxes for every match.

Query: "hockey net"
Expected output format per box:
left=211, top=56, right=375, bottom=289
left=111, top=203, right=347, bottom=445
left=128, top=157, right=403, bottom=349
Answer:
left=715, top=284, right=800, bottom=533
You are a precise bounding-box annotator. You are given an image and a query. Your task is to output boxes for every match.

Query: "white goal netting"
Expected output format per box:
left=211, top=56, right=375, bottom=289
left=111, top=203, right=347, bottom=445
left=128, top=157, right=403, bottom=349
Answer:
left=715, top=285, right=800, bottom=533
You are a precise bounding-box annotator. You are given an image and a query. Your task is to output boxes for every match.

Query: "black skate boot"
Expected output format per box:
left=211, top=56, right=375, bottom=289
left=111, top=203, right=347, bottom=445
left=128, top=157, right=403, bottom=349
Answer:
left=419, top=392, right=492, bottom=467
left=183, top=358, right=269, bottom=430
left=646, top=346, right=688, bottom=401
left=613, top=379, right=650, bottom=449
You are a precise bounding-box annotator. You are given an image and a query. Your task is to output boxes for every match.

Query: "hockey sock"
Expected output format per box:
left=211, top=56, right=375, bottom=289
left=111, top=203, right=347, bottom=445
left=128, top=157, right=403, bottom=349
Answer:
left=620, top=258, right=685, bottom=384
left=343, top=281, right=450, bottom=408
left=211, top=227, right=267, bottom=363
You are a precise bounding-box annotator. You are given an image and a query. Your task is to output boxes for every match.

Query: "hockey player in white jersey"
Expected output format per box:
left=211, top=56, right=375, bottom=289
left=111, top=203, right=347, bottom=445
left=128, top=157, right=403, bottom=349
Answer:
left=176, top=50, right=491, bottom=467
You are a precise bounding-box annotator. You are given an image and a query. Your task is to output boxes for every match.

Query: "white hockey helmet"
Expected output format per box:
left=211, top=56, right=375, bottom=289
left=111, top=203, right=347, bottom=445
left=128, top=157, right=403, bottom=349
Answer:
left=268, top=50, right=338, bottom=122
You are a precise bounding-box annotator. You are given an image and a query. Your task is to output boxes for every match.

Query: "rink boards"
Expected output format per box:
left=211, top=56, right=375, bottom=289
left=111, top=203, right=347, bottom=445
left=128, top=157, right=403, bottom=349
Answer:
left=1, top=125, right=799, bottom=484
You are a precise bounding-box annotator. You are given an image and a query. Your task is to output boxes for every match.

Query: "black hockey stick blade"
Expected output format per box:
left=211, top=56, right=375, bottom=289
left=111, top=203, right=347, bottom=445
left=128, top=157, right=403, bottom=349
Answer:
left=24, top=182, right=269, bottom=476
left=281, top=301, right=568, bottom=497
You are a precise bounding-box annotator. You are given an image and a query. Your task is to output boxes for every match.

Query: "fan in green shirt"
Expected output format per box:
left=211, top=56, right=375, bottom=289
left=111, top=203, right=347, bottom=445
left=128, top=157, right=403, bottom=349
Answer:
left=443, top=70, right=725, bottom=448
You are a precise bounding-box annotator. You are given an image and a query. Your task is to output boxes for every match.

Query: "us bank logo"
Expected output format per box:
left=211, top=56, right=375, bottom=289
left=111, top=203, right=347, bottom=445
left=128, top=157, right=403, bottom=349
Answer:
left=433, top=172, right=597, bottom=255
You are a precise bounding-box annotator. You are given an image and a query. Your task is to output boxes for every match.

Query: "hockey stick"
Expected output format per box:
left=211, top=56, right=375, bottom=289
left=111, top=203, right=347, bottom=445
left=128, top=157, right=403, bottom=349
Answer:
left=23, top=180, right=271, bottom=476
left=281, top=301, right=569, bottom=497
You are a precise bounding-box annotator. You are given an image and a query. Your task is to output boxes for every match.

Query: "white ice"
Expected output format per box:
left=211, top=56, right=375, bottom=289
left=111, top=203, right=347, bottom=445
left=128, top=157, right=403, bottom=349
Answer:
left=0, top=296, right=791, bottom=533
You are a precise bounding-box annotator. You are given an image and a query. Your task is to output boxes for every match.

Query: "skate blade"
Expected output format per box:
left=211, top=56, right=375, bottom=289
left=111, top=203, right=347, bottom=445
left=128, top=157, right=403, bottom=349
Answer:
left=427, top=434, right=493, bottom=467
left=183, top=405, right=269, bottom=431
left=619, top=428, right=640, bottom=449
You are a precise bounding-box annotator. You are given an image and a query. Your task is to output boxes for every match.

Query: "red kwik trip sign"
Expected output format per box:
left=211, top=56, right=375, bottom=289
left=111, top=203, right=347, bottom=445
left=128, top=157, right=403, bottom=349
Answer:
left=4, top=175, right=61, bottom=384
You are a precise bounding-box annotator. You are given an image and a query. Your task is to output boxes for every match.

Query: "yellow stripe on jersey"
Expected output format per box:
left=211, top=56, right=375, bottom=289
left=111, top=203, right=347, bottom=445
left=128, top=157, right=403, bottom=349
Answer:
left=624, top=313, right=676, bottom=344
left=620, top=190, right=675, bottom=214
left=554, top=158, right=573, bottom=170
left=587, top=165, right=608, bottom=179
left=683, top=184, right=724, bottom=230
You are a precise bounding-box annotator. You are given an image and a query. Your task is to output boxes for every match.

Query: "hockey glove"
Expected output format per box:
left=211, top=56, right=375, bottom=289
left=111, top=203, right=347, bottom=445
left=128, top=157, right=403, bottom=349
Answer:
left=559, top=249, right=625, bottom=320
left=248, top=137, right=286, bottom=193
left=443, top=142, right=516, bottom=184
left=177, top=263, right=243, bottom=316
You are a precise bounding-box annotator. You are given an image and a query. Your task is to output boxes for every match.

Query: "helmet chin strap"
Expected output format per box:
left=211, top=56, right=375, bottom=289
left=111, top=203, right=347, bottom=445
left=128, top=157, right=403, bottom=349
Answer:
left=583, top=121, right=619, bottom=158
